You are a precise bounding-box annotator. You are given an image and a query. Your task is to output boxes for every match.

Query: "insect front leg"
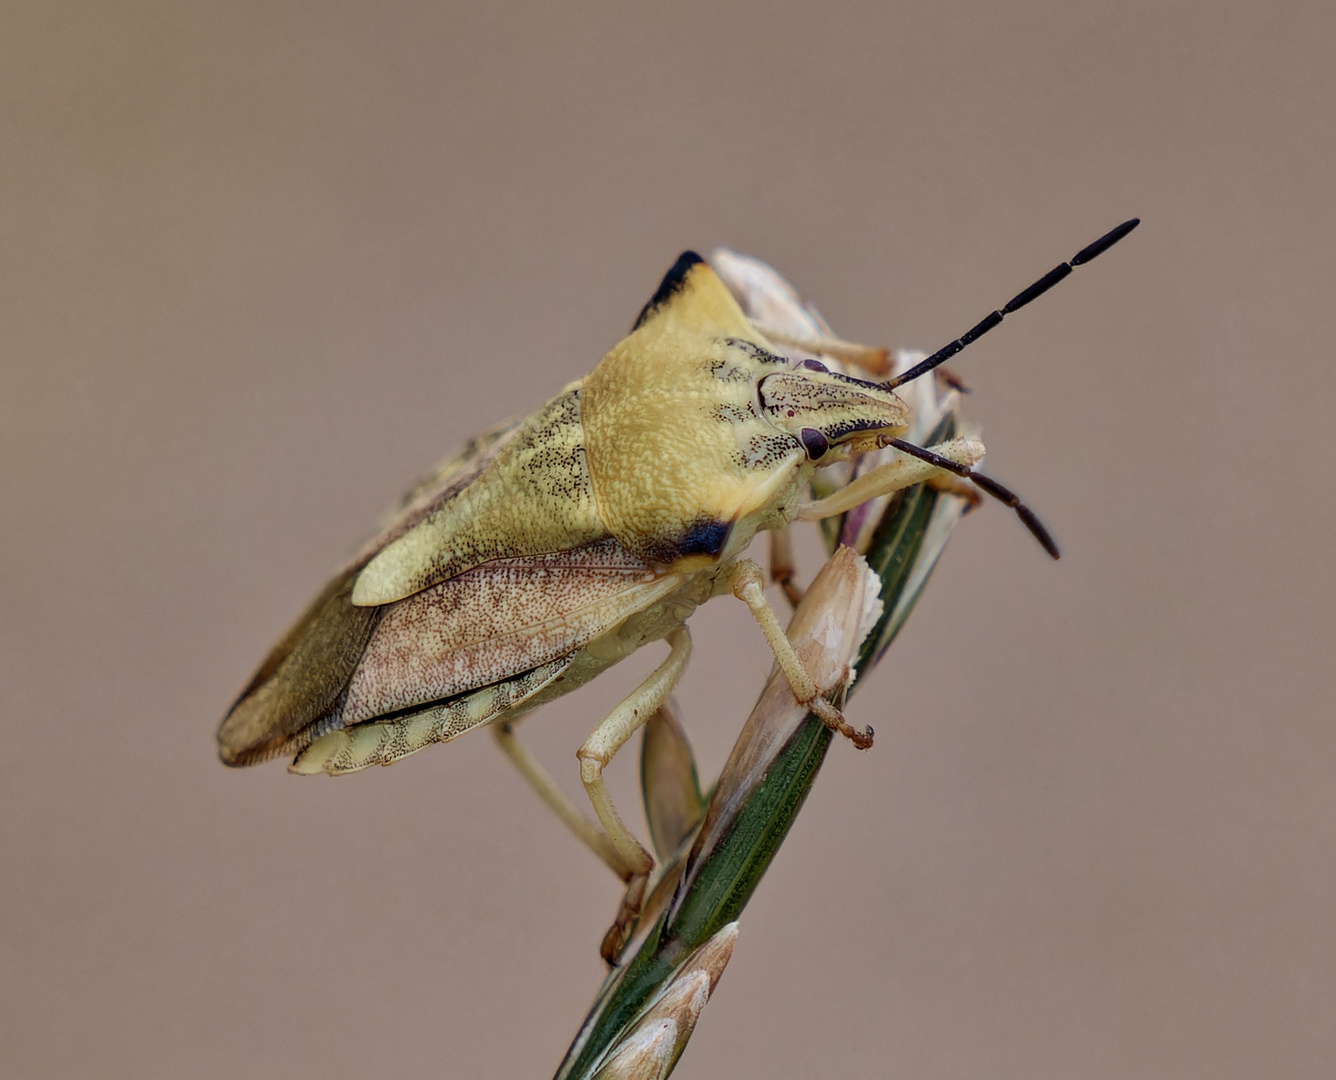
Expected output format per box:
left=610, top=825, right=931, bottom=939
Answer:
left=727, top=559, right=872, bottom=749
left=799, top=435, right=1060, bottom=558
left=923, top=473, right=984, bottom=511
left=577, top=625, right=693, bottom=962
left=794, top=437, right=986, bottom=522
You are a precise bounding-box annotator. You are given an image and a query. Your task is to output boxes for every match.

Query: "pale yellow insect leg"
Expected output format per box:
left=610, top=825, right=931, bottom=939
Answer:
left=728, top=559, right=871, bottom=749
left=795, top=437, right=986, bottom=522
left=493, top=717, right=625, bottom=875
left=768, top=526, right=804, bottom=607
left=750, top=321, right=892, bottom=376
left=577, top=626, right=693, bottom=878
left=924, top=473, right=983, bottom=510
left=492, top=631, right=694, bottom=960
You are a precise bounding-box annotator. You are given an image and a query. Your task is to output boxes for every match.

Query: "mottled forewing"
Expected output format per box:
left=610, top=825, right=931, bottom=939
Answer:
left=217, top=567, right=381, bottom=765
left=341, top=538, right=681, bottom=725
left=217, top=422, right=519, bottom=766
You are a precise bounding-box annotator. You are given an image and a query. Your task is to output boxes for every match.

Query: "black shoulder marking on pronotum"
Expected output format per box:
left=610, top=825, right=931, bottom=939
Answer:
left=678, top=518, right=730, bottom=556
left=641, top=516, right=732, bottom=564
left=632, top=251, right=706, bottom=330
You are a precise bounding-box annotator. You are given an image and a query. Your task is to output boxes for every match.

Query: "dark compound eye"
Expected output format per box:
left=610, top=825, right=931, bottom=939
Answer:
left=799, top=427, right=829, bottom=459
left=799, top=358, right=829, bottom=373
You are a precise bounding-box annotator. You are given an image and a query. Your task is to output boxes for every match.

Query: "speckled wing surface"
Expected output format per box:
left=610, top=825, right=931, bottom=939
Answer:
left=217, top=407, right=671, bottom=768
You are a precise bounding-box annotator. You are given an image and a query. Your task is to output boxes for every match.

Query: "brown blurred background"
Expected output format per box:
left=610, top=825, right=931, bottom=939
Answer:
left=3, top=3, right=1333, bottom=1077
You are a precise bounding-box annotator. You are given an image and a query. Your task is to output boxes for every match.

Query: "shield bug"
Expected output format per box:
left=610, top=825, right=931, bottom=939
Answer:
left=218, top=220, right=1138, bottom=959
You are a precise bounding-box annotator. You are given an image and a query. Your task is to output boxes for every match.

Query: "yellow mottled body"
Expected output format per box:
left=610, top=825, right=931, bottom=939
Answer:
left=353, top=388, right=603, bottom=606
left=223, top=254, right=941, bottom=770
left=583, top=265, right=797, bottom=567
left=218, top=249, right=983, bottom=959
left=218, top=217, right=1140, bottom=960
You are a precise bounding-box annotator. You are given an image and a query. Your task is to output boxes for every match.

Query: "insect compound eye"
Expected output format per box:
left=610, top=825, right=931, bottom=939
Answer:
left=799, top=358, right=829, bottom=373
left=799, top=426, right=830, bottom=459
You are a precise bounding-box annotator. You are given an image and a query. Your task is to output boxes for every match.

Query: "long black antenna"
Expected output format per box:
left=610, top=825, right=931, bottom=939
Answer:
left=885, top=218, right=1140, bottom=390
left=883, top=436, right=1061, bottom=559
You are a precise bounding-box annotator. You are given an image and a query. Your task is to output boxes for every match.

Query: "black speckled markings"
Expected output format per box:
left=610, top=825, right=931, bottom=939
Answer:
left=723, top=338, right=789, bottom=365
left=706, top=340, right=789, bottom=383
left=737, top=432, right=800, bottom=471
left=820, top=418, right=887, bottom=442
left=712, top=402, right=755, bottom=425
left=516, top=388, right=590, bottom=501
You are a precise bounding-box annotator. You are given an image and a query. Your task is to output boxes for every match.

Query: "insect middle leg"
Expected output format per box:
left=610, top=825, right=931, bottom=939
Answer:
left=576, top=625, right=693, bottom=961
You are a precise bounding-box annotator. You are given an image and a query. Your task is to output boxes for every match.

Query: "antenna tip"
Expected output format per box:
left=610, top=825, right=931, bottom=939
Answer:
left=1070, top=218, right=1142, bottom=266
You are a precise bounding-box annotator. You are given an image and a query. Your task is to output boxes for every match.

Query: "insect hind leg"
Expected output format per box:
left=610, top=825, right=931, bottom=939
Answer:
left=492, top=717, right=624, bottom=874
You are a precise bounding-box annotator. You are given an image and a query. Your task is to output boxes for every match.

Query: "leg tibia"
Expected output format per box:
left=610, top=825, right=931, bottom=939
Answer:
left=492, top=718, right=626, bottom=875
left=577, top=626, right=693, bottom=960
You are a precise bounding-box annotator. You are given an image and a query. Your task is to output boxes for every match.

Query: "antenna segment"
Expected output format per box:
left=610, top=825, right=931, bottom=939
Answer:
left=881, top=218, right=1140, bottom=558
left=886, top=218, right=1140, bottom=390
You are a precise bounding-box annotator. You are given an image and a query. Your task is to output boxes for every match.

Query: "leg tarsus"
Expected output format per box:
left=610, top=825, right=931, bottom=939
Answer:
left=809, top=694, right=874, bottom=749
left=600, top=873, right=649, bottom=964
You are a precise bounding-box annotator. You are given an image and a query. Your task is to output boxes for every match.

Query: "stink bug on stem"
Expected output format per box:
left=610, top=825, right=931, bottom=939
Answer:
left=218, top=220, right=1139, bottom=960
